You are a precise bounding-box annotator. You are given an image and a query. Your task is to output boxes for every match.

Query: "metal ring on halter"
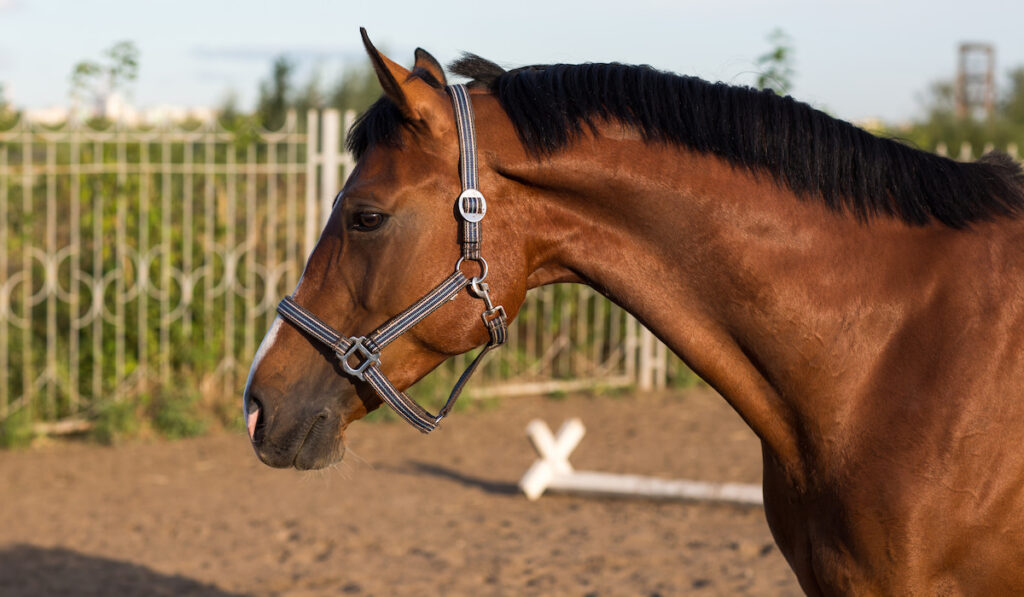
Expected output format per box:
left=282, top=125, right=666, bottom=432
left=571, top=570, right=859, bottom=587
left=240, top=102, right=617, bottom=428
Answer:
left=454, top=256, right=488, bottom=283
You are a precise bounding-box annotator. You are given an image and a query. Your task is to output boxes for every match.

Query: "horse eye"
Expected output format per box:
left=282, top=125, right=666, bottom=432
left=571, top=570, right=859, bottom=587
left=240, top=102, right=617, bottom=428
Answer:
left=351, top=211, right=387, bottom=231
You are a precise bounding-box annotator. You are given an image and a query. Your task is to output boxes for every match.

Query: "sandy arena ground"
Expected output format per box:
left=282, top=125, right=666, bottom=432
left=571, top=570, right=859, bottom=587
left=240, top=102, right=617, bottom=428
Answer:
left=0, top=388, right=802, bottom=596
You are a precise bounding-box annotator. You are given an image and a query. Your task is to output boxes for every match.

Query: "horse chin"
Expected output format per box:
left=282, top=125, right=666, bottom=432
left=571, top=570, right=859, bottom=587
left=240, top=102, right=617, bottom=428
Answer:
left=293, top=440, right=346, bottom=471
left=292, top=416, right=347, bottom=471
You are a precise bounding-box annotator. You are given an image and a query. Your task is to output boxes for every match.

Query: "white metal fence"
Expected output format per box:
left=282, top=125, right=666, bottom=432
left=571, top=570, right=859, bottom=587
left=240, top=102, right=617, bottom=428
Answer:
left=0, top=110, right=670, bottom=428
left=935, top=141, right=1018, bottom=160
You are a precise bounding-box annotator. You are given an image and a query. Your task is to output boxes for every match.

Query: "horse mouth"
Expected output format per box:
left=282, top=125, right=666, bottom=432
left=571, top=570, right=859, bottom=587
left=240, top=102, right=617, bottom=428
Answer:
left=292, top=414, right=346, bottom=470
left=248, top=406, right=346, bottom=470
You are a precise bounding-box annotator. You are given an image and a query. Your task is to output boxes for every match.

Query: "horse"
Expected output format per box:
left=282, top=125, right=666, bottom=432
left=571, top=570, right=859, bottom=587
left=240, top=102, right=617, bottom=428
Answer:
left=243, top=29, right=1024, bottom=595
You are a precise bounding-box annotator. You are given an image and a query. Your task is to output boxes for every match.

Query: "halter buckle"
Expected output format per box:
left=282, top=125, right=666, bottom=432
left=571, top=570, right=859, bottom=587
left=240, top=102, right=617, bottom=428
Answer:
left=457, top=189, right=487, bottom=223
left=482, top=304, right=506, bottom=325
left=337, top=337, right=381, bottom=381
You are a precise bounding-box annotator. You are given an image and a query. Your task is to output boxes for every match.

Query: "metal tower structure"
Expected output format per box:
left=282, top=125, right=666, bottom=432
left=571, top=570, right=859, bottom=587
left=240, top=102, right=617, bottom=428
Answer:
left=956, top=42, right=996, bottom=120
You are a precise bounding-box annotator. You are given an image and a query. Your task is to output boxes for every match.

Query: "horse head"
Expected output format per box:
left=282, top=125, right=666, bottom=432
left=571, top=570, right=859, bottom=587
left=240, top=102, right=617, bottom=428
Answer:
left=241, top=32, right=542, bottom=469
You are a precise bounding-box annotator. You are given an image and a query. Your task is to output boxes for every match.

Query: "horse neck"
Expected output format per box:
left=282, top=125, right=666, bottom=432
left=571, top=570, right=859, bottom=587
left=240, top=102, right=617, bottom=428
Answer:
left=510, top=137, right=933, bottom=477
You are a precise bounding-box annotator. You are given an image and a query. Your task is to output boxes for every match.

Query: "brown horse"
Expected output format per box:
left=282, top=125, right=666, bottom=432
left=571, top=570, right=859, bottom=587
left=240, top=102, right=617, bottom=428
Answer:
left=243, top=30, right=1024, bottom=595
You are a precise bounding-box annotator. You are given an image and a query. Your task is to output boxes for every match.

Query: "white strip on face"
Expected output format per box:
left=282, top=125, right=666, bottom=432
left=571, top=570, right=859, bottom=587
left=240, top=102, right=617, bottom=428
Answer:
left=245, top=315, right=284, bottom=393
left=245, top=273, right=308, bottom=395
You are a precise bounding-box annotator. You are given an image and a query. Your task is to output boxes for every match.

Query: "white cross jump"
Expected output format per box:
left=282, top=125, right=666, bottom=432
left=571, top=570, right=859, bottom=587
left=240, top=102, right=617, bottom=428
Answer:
left=518, top=418, right=764, bottom=505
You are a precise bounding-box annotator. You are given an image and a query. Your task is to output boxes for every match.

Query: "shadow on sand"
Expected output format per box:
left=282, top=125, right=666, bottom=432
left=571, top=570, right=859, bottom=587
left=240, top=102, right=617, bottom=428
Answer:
left=394, top=461, right=521, bottom=495
left=0, top=544, right=245, bottom=597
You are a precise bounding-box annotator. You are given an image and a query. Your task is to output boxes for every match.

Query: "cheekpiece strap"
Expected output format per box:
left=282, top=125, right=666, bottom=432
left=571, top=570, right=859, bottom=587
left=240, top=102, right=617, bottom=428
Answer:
left=446, top=84, right=484, bottom=261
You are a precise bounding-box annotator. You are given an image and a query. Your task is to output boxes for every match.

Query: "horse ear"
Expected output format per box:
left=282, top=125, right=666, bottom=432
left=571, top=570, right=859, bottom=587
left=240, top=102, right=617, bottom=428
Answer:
left=360, top=28, right=447, bottom=125
left=414, top=48, right=447, bottom=87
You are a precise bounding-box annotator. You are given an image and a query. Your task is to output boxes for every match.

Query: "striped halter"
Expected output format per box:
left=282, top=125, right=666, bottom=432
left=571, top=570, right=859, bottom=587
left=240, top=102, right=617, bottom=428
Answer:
left=275, top=84, right=508, bottom=433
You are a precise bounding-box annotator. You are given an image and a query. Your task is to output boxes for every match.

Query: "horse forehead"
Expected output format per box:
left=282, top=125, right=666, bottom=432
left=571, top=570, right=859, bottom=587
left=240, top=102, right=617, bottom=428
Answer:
left=344, top=146, right=455, bottom=203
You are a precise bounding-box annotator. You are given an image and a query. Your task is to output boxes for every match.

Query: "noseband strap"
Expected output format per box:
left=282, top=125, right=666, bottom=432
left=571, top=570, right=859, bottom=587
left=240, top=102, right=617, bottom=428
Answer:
left=275, top=84, right=507, bottom=433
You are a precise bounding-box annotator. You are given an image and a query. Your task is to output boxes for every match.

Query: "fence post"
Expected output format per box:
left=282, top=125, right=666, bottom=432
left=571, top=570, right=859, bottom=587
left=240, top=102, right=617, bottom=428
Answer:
left=959, top=142, right=973, bottom=161
left=304, top=110, right=319, bottom=258
left=638, top=326, right=655, bottom=391
left=624, top=312, right=637, bottom=383
left=655, top=340, right=668, bottom=389
left=320, top=109, right=341, bottom=229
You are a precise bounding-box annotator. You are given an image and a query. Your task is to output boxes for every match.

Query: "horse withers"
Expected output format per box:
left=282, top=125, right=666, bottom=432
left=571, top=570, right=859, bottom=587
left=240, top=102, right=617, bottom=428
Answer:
left=243, top=30, right=1024, bottom=595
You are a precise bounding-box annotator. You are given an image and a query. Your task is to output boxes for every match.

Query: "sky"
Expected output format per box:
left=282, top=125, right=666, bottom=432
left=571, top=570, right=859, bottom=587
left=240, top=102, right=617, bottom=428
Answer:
left=0, top=0, right=1022, bottom=124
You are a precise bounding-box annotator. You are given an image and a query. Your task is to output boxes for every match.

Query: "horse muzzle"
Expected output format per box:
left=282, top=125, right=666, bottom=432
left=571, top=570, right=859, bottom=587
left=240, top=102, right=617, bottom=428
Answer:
left=243, top=389, right=346, bottom=470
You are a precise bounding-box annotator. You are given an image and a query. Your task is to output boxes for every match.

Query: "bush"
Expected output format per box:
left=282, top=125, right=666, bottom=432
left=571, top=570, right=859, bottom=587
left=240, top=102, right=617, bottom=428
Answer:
left=0, top=409, right=36, bottom=449
left=150, top=391, right=207, bottom=440
left=90, top=400, right=140, bottom=446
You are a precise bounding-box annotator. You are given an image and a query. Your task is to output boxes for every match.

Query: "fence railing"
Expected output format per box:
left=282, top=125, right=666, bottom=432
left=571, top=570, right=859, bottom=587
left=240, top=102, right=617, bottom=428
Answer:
left=934, top=141, right=1019, bottom=160
left=0, top=110, right=671, bottom=430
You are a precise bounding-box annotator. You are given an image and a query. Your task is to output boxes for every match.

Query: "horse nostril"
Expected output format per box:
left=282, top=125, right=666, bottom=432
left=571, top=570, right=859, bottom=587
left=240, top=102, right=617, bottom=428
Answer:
left=245, top=394, right=265, bottom=444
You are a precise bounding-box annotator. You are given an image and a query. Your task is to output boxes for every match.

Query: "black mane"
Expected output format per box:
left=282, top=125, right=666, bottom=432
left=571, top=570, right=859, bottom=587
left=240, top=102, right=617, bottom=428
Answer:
left=348, top=55, right=1024, bottom=229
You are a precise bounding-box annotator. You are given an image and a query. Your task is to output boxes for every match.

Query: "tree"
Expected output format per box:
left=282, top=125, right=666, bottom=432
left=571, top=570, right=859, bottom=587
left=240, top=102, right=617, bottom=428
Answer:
left=70, top=41, right=139, bottom=119
left=238, top=50, right=390, bottom=135
left=755, top=28, right=795, bottom=96
left=327, top=64, right=381, bottom=115
left=250, top=54, right=385, bottom=130
left=292, top=69, right=325, bottom=116
left=256, top=56, right=294, bottom=131
left=0, top=82, right=14, bottom=128
left=1001, top=67, right=1024, bottom=126
left=217, top=90, right=261, bottom=146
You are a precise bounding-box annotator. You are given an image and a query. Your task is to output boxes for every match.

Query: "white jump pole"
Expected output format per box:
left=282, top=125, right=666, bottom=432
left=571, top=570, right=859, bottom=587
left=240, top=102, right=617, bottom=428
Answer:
left=519, top=419, right=763, bottom=506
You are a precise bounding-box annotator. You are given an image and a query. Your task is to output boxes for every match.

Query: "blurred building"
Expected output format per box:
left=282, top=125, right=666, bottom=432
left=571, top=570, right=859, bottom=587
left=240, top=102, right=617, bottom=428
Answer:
left=22, top=92, right=216, bottom=126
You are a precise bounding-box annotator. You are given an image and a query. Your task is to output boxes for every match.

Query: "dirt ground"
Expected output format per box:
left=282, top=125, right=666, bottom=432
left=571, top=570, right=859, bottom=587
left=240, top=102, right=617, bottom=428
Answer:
left=0, top=388, right=802, bottom=596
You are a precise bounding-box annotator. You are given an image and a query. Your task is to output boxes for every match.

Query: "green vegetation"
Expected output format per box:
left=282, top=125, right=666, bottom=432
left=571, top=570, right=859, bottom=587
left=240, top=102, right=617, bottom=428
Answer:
left=88, top=390, right=206, bottom=445
left=0, top=409, right=35, bottom=449
left=70, top=41, right=140, bottom=123
left=256, top=57, right=294, bottom=131
left=90, top=400, right=140, bottom=446
left=0, top=83, right=17, bottom=129
left=667, top=361, right=706, bottom=389
left=748, top=27, right=1023, bottom=154
left=891, top=67, right=1024, bottom=152
left=249, top=54, right=381, bottom=131
left=756, top=28, right=795, bottom=96
left=150, top=390, right=208, bottom=440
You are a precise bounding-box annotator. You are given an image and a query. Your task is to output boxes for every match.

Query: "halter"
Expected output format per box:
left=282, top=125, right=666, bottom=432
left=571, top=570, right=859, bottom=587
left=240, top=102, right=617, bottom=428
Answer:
left=275, top=84, right=508, bottom=433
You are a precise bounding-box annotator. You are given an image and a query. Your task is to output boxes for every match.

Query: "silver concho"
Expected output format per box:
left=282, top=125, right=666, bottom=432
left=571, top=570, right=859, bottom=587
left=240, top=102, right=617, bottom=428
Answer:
left=457, top=189, right=487, bottom=223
